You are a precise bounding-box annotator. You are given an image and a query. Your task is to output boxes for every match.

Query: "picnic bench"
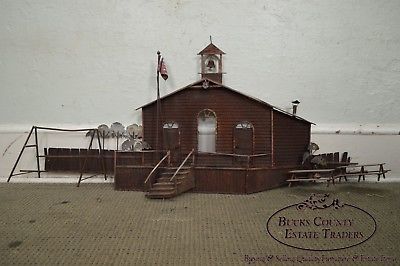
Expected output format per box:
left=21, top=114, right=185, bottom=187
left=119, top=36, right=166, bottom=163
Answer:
left=287, top=169, right=336, bottom=187
left=288, top=149, right=390, bottom=188
left=336, top=163, right=390, bottom=182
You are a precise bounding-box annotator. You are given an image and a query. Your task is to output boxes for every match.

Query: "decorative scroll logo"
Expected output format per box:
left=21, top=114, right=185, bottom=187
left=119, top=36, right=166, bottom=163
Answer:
left=296, top=193, right=343, bottom=211
left=266, top=194, right=376, bottom=251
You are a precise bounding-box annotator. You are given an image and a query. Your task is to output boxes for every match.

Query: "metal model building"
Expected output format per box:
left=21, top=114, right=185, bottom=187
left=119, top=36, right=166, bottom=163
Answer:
left=115, top=42, right=313, bottom=198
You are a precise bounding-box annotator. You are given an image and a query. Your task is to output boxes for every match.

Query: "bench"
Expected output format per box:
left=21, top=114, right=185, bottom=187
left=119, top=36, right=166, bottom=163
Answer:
left=287, top=169, right=336, bottom=187
left=336, top=163, right=390, bottom=182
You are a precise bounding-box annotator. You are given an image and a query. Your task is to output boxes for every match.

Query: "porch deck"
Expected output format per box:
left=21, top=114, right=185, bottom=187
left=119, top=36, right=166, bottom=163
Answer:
left=42, top=148, right=298, bottom=193
left=114, top=150, right=295, bottom=194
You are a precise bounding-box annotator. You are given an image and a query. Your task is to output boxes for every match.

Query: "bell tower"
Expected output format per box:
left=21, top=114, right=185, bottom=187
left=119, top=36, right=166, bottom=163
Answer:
left=198, top=38, right=225, bottom=84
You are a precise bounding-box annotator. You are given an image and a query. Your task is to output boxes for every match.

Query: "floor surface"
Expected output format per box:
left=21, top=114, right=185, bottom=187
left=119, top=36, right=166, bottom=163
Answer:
left=1, top=182, right=399, bottom=265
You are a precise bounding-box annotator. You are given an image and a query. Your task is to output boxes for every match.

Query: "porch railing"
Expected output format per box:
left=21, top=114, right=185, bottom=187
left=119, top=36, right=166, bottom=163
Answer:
left=116, top=150, right=170, bottom=167
left=195, top=152, right=271, bottom=168
left=170, top=149, right=195, bottom=183
left=144, top=150, right=170, bottom=189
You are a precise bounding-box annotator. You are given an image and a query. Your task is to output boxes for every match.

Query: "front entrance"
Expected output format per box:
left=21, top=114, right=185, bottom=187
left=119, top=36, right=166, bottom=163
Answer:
left=197, top=109, right=217, bottom=153
left=234, top=122, right=254, bottom=155
left=163, top=122, right=181, bottom=164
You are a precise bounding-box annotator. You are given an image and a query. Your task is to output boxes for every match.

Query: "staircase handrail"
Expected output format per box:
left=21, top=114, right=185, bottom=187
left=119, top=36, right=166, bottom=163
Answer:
left=170, top=149, right=194, bottom=182
left=144, top=150, right=170, bottom=185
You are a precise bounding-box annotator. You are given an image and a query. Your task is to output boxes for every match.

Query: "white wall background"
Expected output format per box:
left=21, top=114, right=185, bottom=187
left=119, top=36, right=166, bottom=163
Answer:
left=0, top=0, right=399, bottom=180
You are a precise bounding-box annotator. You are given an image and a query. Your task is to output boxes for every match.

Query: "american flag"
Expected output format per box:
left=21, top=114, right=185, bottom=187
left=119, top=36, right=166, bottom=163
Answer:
left=158, top=57, right=168, bottom=80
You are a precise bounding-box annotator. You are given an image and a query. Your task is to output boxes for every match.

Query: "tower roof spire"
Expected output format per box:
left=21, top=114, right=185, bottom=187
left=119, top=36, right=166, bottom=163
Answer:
left=198, top=42, right=225, bottom=55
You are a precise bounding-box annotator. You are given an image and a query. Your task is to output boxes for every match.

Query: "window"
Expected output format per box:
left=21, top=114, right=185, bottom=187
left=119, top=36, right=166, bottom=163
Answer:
left=163, top=121, right=179, bottom=129
left=197, top=109, right=217, bottom=153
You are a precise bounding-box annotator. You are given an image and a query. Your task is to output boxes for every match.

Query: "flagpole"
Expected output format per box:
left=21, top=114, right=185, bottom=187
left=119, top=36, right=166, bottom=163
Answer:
left=156, top=51, right=161, bottom=155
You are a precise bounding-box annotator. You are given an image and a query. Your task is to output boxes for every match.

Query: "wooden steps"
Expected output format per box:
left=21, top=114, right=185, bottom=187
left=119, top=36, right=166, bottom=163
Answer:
left=145, top=167, right=194, bottom=199
left=146, top=181, right=177, bottom=199
left=145, top=150, right=195, bottom=199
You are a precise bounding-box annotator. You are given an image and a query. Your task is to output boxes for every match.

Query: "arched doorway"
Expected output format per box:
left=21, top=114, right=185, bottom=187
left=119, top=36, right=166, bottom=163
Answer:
left=234, top=121, right=254, bottom=155
left=197, top=109, right=217, bottom=153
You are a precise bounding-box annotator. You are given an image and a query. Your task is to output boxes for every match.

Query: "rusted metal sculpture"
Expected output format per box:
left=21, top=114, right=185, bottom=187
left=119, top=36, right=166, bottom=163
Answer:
left=115, top=41, right=314, bottom=197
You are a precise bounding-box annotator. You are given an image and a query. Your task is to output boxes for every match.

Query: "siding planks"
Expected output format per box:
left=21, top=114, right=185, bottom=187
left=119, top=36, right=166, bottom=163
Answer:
left=142, top=86, right=272, bottom=163
left=193, top=168, right=247, bottom=193
left=273, top=111, right=311, bottom=166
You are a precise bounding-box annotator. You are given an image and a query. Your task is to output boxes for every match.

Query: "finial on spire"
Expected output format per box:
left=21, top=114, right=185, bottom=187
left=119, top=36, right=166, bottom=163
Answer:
left=210, top=35, right=212, bottom=44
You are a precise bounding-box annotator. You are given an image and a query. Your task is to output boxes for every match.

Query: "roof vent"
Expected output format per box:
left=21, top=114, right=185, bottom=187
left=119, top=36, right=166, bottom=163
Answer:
left=292, top=100, right=300, bottom=115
